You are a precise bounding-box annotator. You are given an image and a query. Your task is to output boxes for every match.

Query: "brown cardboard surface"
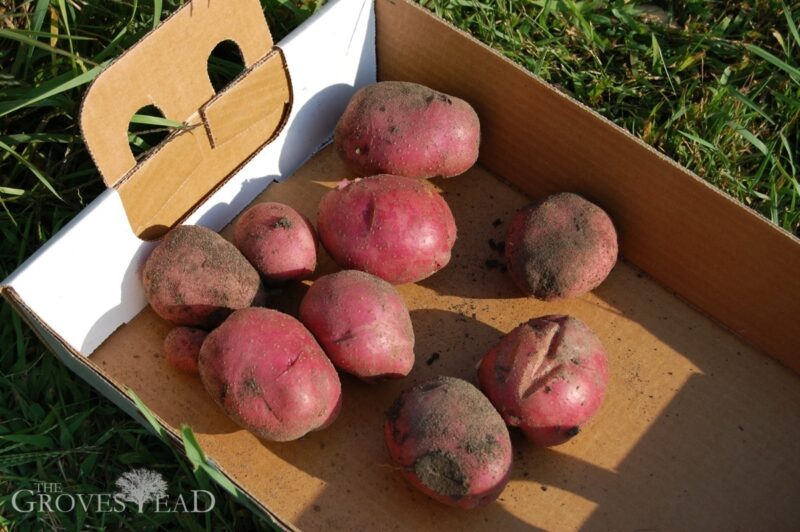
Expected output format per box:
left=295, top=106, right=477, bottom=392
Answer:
left=375, top=0, right=800, bottom=374
left=79, top=0, right=290, bottom=239
left=118, top=50, right=291, bottom=239
left=90, top=146, right=800, bottom=530
left=200, top=50, right=290, bottom=150
left=80, top=0, right=273, bottom=186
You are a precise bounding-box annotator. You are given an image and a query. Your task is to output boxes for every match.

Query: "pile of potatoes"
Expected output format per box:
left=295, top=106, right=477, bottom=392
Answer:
left=143, top=81, right=619, bottom=509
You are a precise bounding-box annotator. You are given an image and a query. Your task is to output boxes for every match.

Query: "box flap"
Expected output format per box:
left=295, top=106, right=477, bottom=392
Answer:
left=80, top=0, right=291, bottom=239
left=80, top=0, right=273, bottom=186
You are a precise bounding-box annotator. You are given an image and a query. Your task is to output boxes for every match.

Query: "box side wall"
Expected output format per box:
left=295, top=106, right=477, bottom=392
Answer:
left=375, top=0, right=800, bottom=371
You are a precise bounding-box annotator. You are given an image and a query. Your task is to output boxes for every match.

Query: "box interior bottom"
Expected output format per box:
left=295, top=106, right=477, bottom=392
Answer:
left=90, top=146, right=800, bottom=530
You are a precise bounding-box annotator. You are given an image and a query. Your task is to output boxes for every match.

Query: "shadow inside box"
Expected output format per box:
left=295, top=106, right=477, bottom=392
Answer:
left=258, top=280, right=310, bottom=317
left=415, top=169, right=529, bottom=301
left=406, top=308, right=503, bottom=381
left=177, top=260, right=800, bottom=529
left=512, top=367, right=800, bottom=530
left=552, top=265, right=800, bottom=529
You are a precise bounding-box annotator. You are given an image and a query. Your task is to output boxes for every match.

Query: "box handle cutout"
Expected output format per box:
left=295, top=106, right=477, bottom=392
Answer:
left=127, top=105, right=173, bottom=162
left=207, top=40, right=247, bottom=94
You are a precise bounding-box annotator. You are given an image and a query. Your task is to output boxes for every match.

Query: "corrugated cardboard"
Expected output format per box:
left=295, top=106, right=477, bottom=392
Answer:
left=3, top=0, right=799, bottom=529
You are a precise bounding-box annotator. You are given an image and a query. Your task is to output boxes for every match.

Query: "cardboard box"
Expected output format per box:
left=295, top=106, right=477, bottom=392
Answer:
left=3, top=0, right=799, bottom=529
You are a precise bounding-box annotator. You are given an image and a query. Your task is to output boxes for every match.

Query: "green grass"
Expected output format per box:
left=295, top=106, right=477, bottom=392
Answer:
left=1, top=0, right=798, bottom=529
left=422, top=0, right=800, bottom=231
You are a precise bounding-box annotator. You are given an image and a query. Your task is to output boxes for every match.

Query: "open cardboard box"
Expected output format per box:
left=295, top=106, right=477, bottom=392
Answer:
left=3, top=0, right=800, bottom=529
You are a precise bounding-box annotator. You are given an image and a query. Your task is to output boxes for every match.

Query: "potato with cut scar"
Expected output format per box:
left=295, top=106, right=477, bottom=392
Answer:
left=317, top=175, right=457, bottom=284
left=478, top=315, right=610, bottom=446
left=198, top=308, right=341, bottom=442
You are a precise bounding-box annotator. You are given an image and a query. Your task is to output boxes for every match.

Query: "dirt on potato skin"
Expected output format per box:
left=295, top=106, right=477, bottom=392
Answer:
left=413, top=450, right=469, bottom=499
left=505, top=192, right=618, bottom=300
left=234, top=202, right=318, bottom=284
left=385, top=376, right=510, bottom=503
left=142, top=225, right=262, bottom=328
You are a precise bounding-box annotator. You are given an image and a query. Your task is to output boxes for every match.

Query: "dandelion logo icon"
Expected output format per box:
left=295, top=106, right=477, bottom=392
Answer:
left=114, top=468, right=168, bottom=512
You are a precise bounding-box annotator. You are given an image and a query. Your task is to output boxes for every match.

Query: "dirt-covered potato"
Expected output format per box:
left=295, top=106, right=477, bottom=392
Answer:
left=198, top=307, right=341, bottom=442
left=505, top=192, right=618, bottom=300
left=299, top=270, right=415, bottom=380
left=334, top=81, right=480, bottom=179
left=478, top=315, right=609, bottom=446
left=317, top=175, right=457, bottom=284
left=142, top=225, right=264, bottom=329
left=384, top=376, right=513, bottom=508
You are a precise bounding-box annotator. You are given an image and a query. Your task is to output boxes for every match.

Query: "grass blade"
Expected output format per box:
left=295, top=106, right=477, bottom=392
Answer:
left=180, top=425, right=239, bottom=496
left=180, top=424, right=280, bottom=528
left=779, top=132, right=797, bottom=176
left=129, top=114, right=183, bottom=128
left=0, top=139, right=63, bottom=200
left=0, top=61, right=108, bottom=117
left=153, top=0, right=163, bottom=28
left=13, top=0, right=51, bottom=77
left=0, top=433, right=55, bottom=449
left=0, top=133, right=73, bottom=144
left=726, top=86, right=776, bottom=125
left=0, top=449, right=79, bottom=468
left=745, top=43, right=800, bottom=83
left=782, top=1, right=800, bottom=50
left=728, top=122, right=770, bottom=156
left=678, top=130, right=718, bottom=151
left=0, top=29, right=97, bottom=66
left=0, top=187, right=25, bottom=196
left=55, top=0, right=80, bottom=71
left=126, top=388, right=169, bottom=440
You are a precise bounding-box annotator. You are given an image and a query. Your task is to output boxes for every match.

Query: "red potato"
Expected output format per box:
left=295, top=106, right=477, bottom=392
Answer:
left=385, top=376, right=513, bottom=509
left=163, top=327, right=207, bottom=373
left=299, top=270, right=415, bottom=380
left=478, top=315, right=609, bottom=447
left=334, top=81, right=480, bottom=179
left=198, top=307, right=341, bottom=442
left=317, top=175, right=457, bottom=284
left=142, top=225, right=264, bottom=329
left=505, top=192, right=618, bottom=300
left=234, top=202, right=317, bottom=283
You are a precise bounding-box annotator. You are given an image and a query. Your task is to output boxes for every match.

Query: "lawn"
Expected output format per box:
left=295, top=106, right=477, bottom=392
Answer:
left=1, top=0, right=798, bottom=530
